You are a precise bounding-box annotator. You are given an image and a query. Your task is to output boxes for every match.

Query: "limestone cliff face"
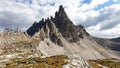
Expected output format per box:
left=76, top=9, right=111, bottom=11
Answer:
left=27, top=5, right=88, bottom=43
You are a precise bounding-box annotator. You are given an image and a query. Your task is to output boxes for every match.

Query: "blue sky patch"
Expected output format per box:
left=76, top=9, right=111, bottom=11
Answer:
left=94, top=0, right=120, bottom=10
left=39, top=2, right=55, bottom=6
left=16, top=0, right=32, bottom=4
left=82, top=0, right=92, bottom=4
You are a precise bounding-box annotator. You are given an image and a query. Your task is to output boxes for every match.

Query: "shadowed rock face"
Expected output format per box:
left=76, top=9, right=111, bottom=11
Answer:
left=27, top=19, right=45, bottom=36
left=27, top=5, right=89, bottom=42
left=54, top=5, right=80, bottom=42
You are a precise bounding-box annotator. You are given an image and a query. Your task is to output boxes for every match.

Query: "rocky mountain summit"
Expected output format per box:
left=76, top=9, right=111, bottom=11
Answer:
left=0, top=5, right=120, bottom=68
left=27, top=5, right=88, bottom=42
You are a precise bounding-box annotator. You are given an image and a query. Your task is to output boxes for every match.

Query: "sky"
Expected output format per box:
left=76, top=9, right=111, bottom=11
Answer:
left=0, top=0, right=120, bottom=38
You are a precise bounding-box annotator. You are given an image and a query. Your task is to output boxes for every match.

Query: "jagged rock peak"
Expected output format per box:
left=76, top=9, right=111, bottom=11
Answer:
left=58, top=5, right=66, bottom=15
left=59, top=5, right=64, bottom=11
left=55, top=5, right=68, bottom=19
left=27, top=5, right=89, bottom=42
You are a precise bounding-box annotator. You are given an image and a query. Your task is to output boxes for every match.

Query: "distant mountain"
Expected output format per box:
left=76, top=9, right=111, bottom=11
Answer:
left=92, top=37, right=120, bottom=51
left=111, top=37, right=120, bottom=42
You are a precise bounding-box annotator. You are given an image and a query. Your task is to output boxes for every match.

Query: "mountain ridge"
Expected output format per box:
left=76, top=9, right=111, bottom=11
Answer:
left=27, top=5, right=89, bottom=42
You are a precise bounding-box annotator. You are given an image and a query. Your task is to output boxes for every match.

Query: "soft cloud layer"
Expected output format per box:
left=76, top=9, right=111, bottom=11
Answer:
left=0, top=0, right=120, bottom=38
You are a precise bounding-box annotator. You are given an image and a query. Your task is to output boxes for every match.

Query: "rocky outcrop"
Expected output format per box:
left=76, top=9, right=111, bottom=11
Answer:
left=54, top=5, right=80, bottom=42
left=27, top=18, right=64, bottom=46
left=27, top=19, right=45, bottom=36
left=27, top=5, right=89, bottom=43
left=0, top=29, right=39, bottom=54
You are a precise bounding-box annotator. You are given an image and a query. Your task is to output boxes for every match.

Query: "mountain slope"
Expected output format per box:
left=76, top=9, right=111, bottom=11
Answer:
left=27, top=5, right=119, bottom=60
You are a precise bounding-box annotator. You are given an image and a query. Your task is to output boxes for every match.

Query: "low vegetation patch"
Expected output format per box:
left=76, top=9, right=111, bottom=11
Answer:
left=88, top=58, right=120, bottom=68
left=5, top=55, right=68, bottom=68
left=88, top=61, right=102, bottom=68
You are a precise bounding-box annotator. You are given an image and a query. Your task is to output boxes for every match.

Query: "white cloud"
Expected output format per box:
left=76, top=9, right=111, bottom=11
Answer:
left=87, top=24, right=120, bottom=38
left=0, top=0, right=36, bottom=31
left=90, top=0, right=109, bottom=8
left=85, top=4, right=120, bottom=38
